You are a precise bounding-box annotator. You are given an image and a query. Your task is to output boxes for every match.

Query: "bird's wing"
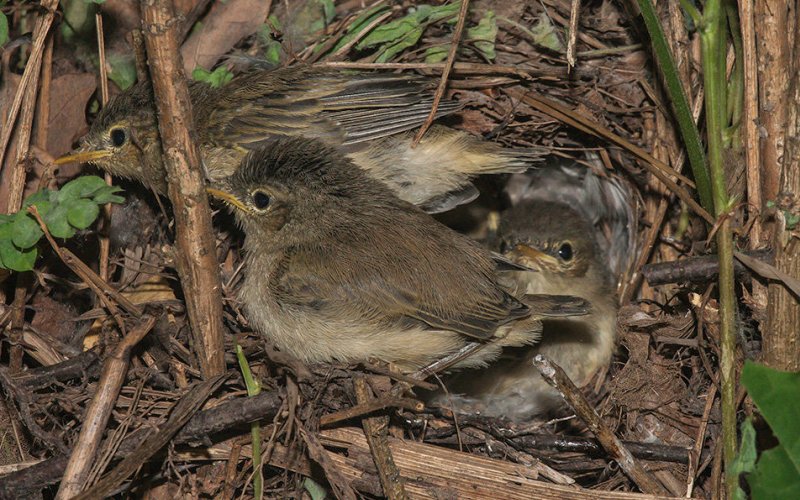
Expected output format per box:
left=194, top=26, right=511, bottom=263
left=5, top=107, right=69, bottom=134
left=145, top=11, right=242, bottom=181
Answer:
left=268, top=244, right=531, bottom=341
left=201, top=68, right=462, bottom=148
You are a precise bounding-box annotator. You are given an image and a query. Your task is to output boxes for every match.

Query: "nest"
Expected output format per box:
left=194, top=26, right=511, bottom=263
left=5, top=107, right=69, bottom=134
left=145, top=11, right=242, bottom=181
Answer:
left=0, top=0, right=773, bottom=498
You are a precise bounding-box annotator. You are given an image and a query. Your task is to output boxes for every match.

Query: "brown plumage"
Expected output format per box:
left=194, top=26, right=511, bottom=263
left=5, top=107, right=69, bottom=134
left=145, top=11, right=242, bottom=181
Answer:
left=57, top=65, right=540, bottom=213
left=441, top=160, right=636, bottom=419
left=207, top=138, right=588, bottom=371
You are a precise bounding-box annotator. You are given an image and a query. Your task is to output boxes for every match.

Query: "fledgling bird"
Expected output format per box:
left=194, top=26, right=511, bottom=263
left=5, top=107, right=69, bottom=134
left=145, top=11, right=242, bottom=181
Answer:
left=57, top=66, right=540, bottom=214
left=442, top=161, right=636, bottom=419
left=206, top=138, right=589, bottom=371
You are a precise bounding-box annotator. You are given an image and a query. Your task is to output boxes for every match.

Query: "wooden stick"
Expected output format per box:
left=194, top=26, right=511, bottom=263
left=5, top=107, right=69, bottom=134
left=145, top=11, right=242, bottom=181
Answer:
left=317, top=427, right=678, bottom=500
left=0, top=0, right=59, bottom=191
left=140, top=0, right=226, bottom=378
left=533, top=355, right=670, bottom=496
left=566, top=0, right=581, bottom=70
left=320, top=395, right=423, bottom=427
left=72, top=375, right=225, bottom=500
left=55, top=315, right=157, bottom=500
left=354, top=377, right=408, bottom=500
left=95, top=12, right=113, bottom=283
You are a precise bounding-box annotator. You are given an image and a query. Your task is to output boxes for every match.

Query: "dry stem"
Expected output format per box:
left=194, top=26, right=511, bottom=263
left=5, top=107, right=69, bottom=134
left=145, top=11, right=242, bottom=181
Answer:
left=55, top=315, right=157, bottom=500
left=533, top=355, right=669, bottom=496
left=411, top=0, right=469, bottom=146
left=354, top=377, right=408, bottom=500
left=140, top=0, right=226, bottom=378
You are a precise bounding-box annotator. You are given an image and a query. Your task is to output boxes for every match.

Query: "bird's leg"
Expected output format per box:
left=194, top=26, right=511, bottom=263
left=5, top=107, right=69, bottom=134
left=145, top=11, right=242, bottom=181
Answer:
left=388, top=341, right=492, bottom=399
left=413, top=341, right=488, bottom=380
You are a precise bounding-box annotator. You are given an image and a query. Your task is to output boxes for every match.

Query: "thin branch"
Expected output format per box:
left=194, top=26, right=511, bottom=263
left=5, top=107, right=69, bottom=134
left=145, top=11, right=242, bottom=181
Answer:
left=55, top=315, right=157, bottom=500
left=72, top=376, right=225, bottom=500
left=140, top=0, right=226, bottom=378
left=566, top=0, right=581, bottom=70
left=533, top=355, right=669, bottom=496
left=509, top=90, right=715, bottom=225
left=354, top=377, right=408, bottom=500
left=95, top=12, right=113, bottom=282
left=411, top=0, right=470, bottom=146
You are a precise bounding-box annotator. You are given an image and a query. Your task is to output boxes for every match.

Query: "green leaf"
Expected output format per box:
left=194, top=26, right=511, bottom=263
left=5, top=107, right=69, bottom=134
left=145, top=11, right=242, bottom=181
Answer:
left=303, top=477, right=328, bottom=500
left=356, top=2, right=459, bottom=62
left=11, top=212, right=43, bottom=249
left=0, top=224, right=37, bottom=272
left=358, top=14, right=422, bottom=50
left=424, top=2, right=460, bottom=23
left=749, top=445, right=800, bottom=500
left=309, top=0, right=335, bottom=33
left=0, top=12, right=9, bottom=47
left=528, top=12, right=564, bottom=52
left=0, top=241, right=37, bottom=272
left=192, top=66, right=234, bottom=88
left=58, top=176, right=108, bottom=202
left=732, top=419, right=757, bottom=500
left=424, top=46, right=448, bottom=63
left=22, top=190, right=51, bottom=209
left=267, top=14, right=282, bottom=32
left=331, top=5, right=390, bottom=53
left=92, top=186, right=125, bottom=204
left=467, top=11, right=497, bottom=60
left=66, top=199, right=100, bottom=230
left=741, top=361, right=800, bottom=499
left=263, top=38, right=282, bottom=66
left=107, top=53, right=137, bottom=90
left=742, top=361, right=800, bottom=470
left=785, top=211, right=799, bottom=230
left=43, top=204, right=75, bottom=239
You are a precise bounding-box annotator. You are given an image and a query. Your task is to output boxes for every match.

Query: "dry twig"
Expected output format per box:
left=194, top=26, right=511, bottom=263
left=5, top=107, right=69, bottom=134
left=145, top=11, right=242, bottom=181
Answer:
left=354, top=377, right=408, bottom=500
left=140, top=0, right=226, bottom=378
left=412, top=0, right=470, bottom=146
left=55, top=315, right=157, bottom=500
left=533, top=355, right=670, bottom=496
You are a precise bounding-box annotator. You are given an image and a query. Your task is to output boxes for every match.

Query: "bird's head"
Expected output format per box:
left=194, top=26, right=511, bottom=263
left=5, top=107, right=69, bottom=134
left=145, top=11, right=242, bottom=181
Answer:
left=500, top=200, right=612, bottom=291
left=54, top=82, right=163, bottom=190
left=206, top=137, right=398, bottom=243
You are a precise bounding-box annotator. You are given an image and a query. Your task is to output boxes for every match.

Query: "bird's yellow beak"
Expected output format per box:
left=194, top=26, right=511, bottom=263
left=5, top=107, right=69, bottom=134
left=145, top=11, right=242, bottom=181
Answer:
left=510, top=244, right=558, bottom=270
left=206, top=187, right=247, bottom=212
left=54, top=149, right=112, bottom=165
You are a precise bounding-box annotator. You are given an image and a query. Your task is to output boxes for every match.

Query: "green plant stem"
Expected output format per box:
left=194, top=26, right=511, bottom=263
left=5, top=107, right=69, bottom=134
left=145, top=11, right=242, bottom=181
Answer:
left=236, top=345, right=263, bottom=499
left=725, top=0, right=744, bottom=149
left=699, top=1, right=738, bottom=499
left=637, top=0, right=714, bottom=214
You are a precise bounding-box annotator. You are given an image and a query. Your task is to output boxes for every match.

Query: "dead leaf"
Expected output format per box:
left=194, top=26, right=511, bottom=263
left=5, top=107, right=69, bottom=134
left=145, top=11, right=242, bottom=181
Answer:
left=0, top=72, right=96, bottom=204
left=46, top=73, right=96, bottom=158
left=735, top=250, right=800, bottom=299
left=181, top=0, right=270, bottom=74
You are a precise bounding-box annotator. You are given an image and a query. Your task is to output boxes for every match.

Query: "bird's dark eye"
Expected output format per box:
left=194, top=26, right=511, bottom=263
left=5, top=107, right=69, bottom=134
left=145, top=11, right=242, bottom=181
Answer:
left=252, top=190, right=271, bottom=210
left=110, top=128, right=127, bottom=147
left=557, top=242, right=573, bottom=261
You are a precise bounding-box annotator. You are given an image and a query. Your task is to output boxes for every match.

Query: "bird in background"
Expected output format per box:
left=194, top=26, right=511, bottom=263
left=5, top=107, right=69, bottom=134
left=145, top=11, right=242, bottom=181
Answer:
left=205, top=137, right=589, bottom=372
left=441, top=159, right=638, bottom=420
left=56, top=65, right=541, bottom=214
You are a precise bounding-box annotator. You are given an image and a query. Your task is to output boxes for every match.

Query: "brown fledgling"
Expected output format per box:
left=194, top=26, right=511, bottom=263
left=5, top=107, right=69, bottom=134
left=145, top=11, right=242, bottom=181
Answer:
left=206, top=138, right=588, bottom=371
left=57, top=66, right=540, bottom=214
left=442, top=162, right=635, bottom=419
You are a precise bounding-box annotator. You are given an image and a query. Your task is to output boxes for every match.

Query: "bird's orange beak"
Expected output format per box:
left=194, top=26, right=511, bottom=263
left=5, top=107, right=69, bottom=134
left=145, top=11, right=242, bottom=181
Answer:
left=54, top=149, right=112, bottom=165
left=509, top=244, right=558, bottom=271
left=206, top=187, right=247, bottom=212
